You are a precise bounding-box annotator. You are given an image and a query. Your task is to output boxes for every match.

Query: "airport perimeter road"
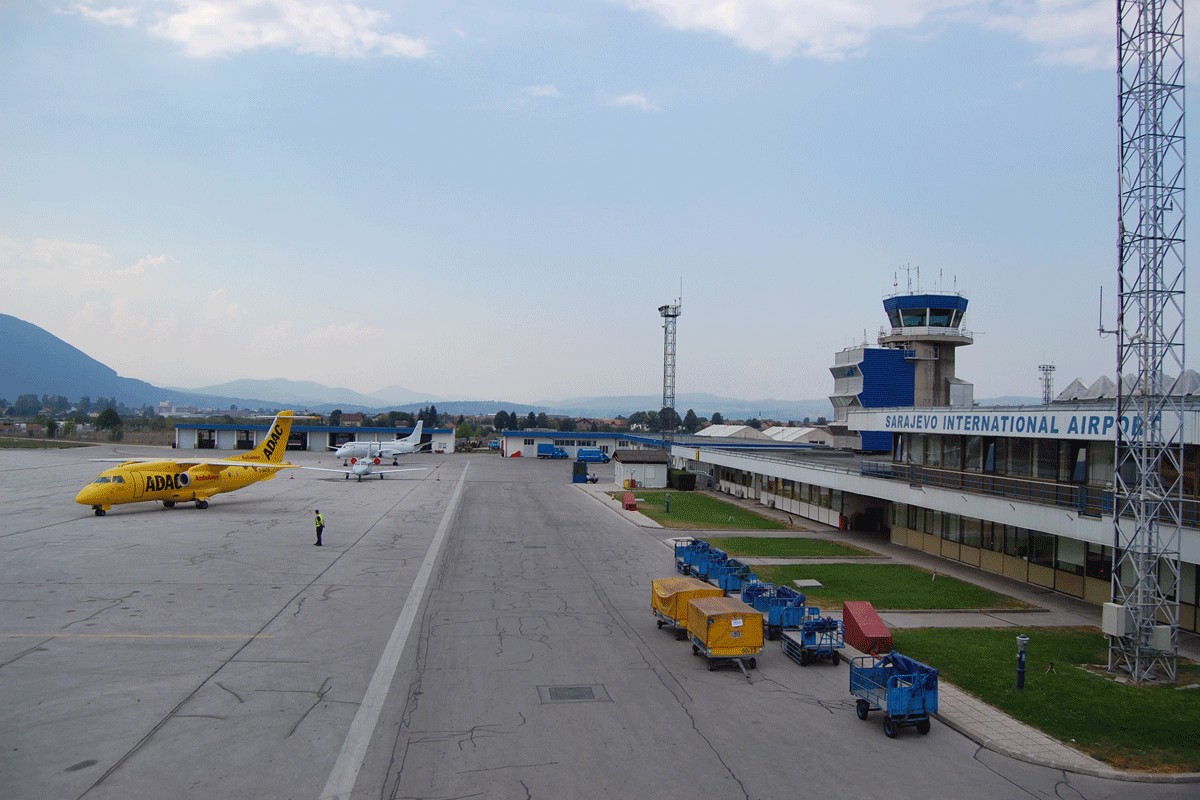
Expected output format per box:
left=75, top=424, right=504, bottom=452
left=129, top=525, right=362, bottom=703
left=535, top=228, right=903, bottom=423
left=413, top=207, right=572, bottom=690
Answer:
left=0, top=448, right=1191, bottom=800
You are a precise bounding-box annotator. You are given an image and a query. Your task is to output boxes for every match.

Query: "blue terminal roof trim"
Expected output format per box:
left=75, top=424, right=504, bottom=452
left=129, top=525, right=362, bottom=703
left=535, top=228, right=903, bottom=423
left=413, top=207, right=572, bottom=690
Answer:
left=174, top=422, right=444, bottom=434
left=498, top=431, right=832, bottom=451
left=883, top=293, right=969, bottom=314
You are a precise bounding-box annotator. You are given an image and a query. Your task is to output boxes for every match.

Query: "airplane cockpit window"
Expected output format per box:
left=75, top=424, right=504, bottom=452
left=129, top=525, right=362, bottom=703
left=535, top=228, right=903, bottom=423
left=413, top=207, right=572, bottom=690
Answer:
left=94, top=476, right=111, bottom=484
left=113, top=476, right=126, bottom=483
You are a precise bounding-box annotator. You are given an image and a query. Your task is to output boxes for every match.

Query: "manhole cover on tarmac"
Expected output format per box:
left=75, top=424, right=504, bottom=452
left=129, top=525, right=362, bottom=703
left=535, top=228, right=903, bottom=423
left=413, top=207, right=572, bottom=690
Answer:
left=538, top=685, right=611, bottom=704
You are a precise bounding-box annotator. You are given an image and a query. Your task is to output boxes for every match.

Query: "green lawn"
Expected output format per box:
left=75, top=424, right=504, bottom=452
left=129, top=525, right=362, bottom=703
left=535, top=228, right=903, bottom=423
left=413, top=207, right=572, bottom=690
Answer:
left=892, top=627, right=1200, bottom=772
left=753, top=563, right=1030, bottom=610
left=613, top=490, right=788, bottom=530
left=704, top=536, right=874, bottom=558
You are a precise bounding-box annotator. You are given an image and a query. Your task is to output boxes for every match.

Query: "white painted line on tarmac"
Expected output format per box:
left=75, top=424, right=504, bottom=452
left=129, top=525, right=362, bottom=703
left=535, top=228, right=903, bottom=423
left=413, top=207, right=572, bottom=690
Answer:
left=320, top=463, right=469, bottom=800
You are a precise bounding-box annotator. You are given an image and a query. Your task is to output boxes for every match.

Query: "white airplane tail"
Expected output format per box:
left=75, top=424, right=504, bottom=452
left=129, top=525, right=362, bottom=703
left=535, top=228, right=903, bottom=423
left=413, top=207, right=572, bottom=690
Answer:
left=401, top=420, right=423, bottom=445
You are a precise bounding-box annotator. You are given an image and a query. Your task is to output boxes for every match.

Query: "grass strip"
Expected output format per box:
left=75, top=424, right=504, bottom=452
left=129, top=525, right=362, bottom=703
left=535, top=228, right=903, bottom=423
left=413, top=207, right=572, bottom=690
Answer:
left=0, top=438, right=91, bottom=449
left=753, top=563, right=1030, bottom=610
left=704, top=536, right=874, bottom=558
left=611, top=490, right=788, bottom=530
left=892, top=626, right=1200, bottom=772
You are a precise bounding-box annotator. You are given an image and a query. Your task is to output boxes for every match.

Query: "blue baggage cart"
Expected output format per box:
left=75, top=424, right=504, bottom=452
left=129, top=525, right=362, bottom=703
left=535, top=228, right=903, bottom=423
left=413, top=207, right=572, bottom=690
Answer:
left=849, top=651, right=938, bottom=738
left=781, top=607, right=844, bottom=665
left=742, top=583, right=807, bottom=640
left=715, top=559, right=758, bottom=593
left=674, top=539, right=710, bottom=575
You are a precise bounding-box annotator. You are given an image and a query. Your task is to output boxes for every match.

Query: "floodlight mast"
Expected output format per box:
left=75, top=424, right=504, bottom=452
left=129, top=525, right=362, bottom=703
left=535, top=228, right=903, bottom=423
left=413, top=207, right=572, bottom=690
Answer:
left=1110, top=0, right=1185, bottom=683
left=659, top=299, right=682, bottom=449
left=1038, top=364, right=1055, bottom=405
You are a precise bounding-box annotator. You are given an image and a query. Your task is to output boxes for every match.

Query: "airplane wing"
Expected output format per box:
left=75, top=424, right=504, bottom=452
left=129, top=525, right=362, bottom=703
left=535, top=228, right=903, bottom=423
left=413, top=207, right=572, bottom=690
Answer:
left=301, top=467, right=426, bottom=476
left=89, top=458, right=299, bottom=470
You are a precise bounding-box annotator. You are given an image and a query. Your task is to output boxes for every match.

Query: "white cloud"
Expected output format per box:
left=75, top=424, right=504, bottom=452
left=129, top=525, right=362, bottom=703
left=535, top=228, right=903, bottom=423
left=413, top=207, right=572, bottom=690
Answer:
left=616, top=0, right=972, bottom=61
left=523, top=84, right=562, bottom=98
left=65, top=0, right=430, bottom=59
left=615, top=0, right=1116, bottom=68
left=985, top=1, right=1112, bottom=70
left=609, top=91, right=660, bottom=111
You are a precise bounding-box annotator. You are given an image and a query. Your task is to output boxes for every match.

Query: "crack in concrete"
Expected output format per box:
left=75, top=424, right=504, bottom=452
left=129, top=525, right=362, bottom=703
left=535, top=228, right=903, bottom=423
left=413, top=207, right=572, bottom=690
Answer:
left=215, top=681, right=244, bottom=704
left=62, top=591, right=138, bottom=628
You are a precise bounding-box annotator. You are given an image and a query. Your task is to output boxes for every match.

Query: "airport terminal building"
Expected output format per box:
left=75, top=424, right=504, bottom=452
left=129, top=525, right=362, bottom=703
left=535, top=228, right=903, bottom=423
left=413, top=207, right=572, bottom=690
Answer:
left=673, top=292, right=1200, bottom=635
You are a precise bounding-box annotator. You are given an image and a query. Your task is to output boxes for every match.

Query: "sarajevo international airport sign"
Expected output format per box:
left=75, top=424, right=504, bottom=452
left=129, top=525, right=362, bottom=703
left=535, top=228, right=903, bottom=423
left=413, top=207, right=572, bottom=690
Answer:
left=848, top=409, right=1156, bottom=441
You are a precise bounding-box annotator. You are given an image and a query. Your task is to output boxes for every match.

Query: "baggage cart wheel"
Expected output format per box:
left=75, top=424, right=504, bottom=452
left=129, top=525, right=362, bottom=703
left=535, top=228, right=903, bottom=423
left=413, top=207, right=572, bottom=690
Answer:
left=675, top=629, right=687, bottom=641
left=883, top=717, right=897, bottom=738
left=916, top=719, right=931, bottom=735
left=748, top=657, right=757, bottom=669
left=799, top=650, right=809, bottom=666
left=856, top=699, right=869, bottom=721
left=707, top=658, right=716, bottom=671
left=692, top=644, right=700, bottom=656
left=657, top=619, right=664, bottom=628
left=831, top=651, right=841, bottom=666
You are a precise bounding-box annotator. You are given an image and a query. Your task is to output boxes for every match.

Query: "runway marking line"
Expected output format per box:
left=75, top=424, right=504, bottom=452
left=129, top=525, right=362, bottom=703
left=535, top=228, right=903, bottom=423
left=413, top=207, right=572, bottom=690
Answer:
left=0, top=633, right=275, bottom=639
left=320, top=462, right=468, bottom=800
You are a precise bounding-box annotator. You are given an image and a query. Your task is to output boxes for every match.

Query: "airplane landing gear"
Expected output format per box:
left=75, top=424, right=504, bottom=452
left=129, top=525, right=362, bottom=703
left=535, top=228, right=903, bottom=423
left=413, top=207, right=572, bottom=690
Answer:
left=195, top=499, right=209, bottom=509
left=93, top=507, right=106, bottom=516
left=163, top=501, right=176, bottom=508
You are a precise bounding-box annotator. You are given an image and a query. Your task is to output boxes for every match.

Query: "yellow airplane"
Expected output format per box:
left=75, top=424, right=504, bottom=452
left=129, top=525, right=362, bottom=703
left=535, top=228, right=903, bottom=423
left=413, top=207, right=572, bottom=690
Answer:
left=75, top=410, right=302, bottom=516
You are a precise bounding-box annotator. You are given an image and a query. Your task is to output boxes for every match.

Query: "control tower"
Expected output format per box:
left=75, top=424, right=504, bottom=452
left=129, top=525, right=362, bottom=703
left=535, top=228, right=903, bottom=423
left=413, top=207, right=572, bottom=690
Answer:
left=879, top=293, right=974, bottom=407
left=829, top=291, right=974, bottom=450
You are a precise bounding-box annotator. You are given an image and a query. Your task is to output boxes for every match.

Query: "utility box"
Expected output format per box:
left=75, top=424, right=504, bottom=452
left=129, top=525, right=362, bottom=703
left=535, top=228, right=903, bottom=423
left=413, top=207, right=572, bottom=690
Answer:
left=1101, top=602, right=1130, bottom=637
left=1150, top=624, right=1174, bottom=651
left=843, top=600, right=893, bottom=655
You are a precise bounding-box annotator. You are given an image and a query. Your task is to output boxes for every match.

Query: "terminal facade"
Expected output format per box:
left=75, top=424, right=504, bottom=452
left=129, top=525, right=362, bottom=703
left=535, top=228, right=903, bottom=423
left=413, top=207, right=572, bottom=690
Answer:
left=675, top=291, right=1200, bottom=635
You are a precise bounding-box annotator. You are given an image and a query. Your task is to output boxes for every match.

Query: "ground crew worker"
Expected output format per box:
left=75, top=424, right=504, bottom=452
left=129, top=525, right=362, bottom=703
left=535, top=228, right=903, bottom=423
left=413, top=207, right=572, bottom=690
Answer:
left=314, top=509, right=325, bottom=546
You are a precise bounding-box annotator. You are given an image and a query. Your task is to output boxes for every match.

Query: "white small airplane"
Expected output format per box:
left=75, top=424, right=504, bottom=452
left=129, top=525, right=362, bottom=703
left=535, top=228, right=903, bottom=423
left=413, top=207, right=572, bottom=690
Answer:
left=332, top=420, right=430, bottom=465
left=307, top=457, right=426, bottom=482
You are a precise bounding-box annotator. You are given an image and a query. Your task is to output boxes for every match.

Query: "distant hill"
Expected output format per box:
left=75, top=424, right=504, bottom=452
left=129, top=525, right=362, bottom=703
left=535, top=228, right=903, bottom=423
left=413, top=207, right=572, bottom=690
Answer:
left=188, top=379, right=408, bottom=410
left=537, top=392, right=833, bottom=421
left=1, top=314, right=834, bottom=420
left=0, top=314, right=219, bottom=408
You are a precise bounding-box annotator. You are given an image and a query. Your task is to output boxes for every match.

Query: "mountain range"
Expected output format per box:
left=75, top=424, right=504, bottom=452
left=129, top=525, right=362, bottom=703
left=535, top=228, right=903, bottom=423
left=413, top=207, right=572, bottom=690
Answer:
left=0, top=314, right=841, bottom=419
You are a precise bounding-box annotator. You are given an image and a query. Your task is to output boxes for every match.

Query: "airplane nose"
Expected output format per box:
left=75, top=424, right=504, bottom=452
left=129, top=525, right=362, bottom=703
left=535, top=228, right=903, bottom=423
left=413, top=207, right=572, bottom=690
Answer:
left=75, top=485, right=99, bottom=505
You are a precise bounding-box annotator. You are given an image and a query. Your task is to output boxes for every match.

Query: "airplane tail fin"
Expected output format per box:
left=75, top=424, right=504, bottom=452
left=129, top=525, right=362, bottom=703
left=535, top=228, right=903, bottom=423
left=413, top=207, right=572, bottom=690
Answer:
left=403, top=420, right=424, bottom=445
left=235, top=411, right=295, bottom=464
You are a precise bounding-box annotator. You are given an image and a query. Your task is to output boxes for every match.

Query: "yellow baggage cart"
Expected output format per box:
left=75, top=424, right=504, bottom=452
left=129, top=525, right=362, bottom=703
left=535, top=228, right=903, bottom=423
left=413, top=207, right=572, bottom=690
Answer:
left=652, top=576, right=724, bottom=640
left=686, top=595, right=764, bottom=679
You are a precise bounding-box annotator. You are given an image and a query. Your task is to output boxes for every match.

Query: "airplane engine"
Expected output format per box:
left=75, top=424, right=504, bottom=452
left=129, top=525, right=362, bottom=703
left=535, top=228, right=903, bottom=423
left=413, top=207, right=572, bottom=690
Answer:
left=372, top=457, right=381, bottom=465
left=176, top=472, right=191, bottom=487
left=350, top=457, right=359, bottom=465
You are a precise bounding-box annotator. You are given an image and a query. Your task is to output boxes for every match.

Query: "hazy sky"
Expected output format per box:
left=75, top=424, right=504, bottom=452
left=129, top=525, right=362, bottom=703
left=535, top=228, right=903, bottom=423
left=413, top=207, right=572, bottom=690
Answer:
left=1, top=2, right=1193, bottom=405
